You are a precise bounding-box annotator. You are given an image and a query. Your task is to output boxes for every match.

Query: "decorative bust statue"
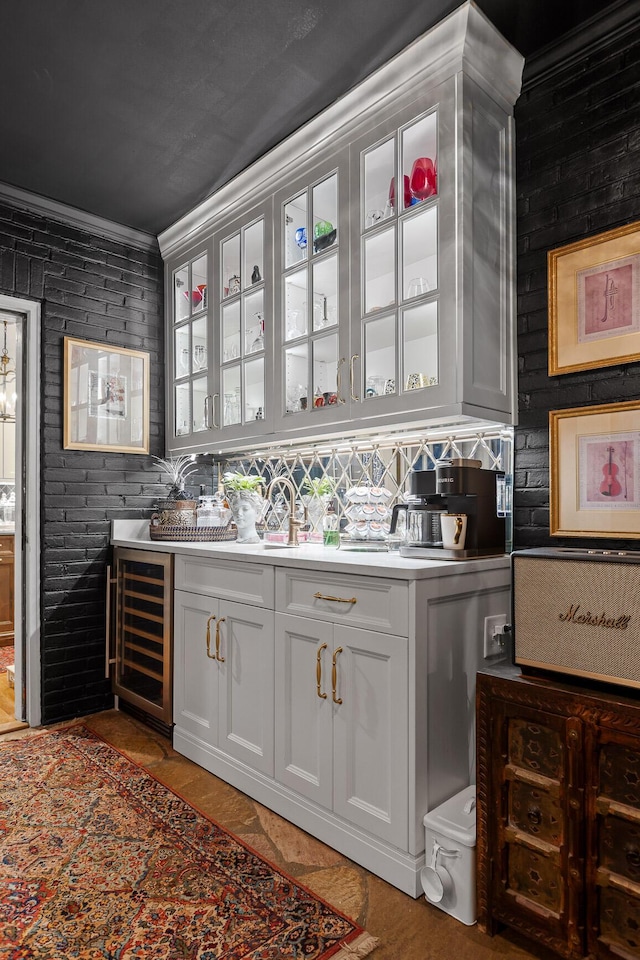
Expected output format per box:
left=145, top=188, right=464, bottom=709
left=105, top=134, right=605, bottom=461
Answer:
left=227, top=489, right=264, bottom=544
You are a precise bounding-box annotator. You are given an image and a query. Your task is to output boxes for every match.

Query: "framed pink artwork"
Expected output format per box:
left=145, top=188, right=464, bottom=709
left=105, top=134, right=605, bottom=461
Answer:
left=550, top=400, right=640, bottom=538
left=548, top=220, right=640, bottom=375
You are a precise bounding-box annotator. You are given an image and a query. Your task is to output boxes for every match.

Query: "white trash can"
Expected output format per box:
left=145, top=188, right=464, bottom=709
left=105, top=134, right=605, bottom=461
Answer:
left=421, top=784, right=477, bottom=925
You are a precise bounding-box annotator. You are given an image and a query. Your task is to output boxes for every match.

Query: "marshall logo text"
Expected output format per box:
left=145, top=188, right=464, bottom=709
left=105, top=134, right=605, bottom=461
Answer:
left=558, top=604, right=631, bottom=630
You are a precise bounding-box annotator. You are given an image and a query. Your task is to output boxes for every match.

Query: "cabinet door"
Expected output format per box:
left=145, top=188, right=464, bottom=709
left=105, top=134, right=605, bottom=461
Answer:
left=212, top=199, right=274, bottom=447
left=166, top=242, right=215, bottom=453
left=216, top=599, right=274, bottom=776
left=273, top=150, right=352, bottom=439
left=332, top=624, right=408, bottom=849
left=274, top=612, right=334, bottom=808
left=589, top=727, right=640, bottom=960
left=0, top=535, right=14, bottom=641
left=487, top=694, right=584, bottom=958
left=173, top=589, right=219, bottom=745
left=348, top=83, right=453, bottom=431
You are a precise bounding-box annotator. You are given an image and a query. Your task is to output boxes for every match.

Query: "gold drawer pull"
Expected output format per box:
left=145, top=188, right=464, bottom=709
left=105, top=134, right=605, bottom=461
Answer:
left=314, top=592, right=357, bottom=605
left=206, top=615, right=217, bottom=659
left=215, top=617, right=226, bottom=662
left=316, top=642, right=328, bottom=699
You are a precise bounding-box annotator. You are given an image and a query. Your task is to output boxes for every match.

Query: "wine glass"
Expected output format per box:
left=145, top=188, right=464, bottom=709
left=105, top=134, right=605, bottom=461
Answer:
left=193, top=344, right=207, bottom=370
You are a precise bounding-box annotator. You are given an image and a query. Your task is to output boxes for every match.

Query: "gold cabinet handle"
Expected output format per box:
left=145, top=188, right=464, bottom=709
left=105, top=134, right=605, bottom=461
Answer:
left=314, top=591, right=357, bottom=605
left=215, top=616, right=226, bottom=662
left=316, top=642, right=328, bottom=699
left=349, top=354, right=360, bottom=402
left=332, top=647, right=343, bottom=704
left=211, top=393, right=220, bottom=430
left=206, top=614, right=217, bottom=659
left=336, top=357, right=346, bottom=405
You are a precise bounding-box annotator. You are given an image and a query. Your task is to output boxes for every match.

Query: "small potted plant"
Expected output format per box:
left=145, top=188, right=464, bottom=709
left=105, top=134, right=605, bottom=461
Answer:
left=301, top=476, right=336, bottom=538
left=222, top=472, right=266, bottom=544
left=152, top=456, right=199, bottom=527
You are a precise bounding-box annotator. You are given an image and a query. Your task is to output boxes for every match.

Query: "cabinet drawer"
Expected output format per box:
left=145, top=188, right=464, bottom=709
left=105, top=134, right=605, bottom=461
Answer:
left=0, top=535, right=14, bottom=558
left=175, top=555, right=274, bottom=608
left=275, top=568, right=408, bottom=635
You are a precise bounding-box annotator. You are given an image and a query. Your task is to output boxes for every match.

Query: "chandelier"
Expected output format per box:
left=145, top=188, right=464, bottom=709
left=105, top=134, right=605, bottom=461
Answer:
left=0, top=320, right=16, bottom=422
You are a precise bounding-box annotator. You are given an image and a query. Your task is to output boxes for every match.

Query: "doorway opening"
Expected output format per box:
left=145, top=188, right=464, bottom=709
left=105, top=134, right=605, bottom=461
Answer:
left=0, top=295, right=41, bottom=733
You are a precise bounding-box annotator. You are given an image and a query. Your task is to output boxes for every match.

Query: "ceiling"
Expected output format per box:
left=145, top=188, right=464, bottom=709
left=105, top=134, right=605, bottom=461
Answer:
left=0, top=0, right=624, bottom=237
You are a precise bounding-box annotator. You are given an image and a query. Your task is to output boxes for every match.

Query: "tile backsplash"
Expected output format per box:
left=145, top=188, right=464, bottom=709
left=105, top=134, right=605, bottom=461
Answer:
left=205, top=425, right=513, bottom=547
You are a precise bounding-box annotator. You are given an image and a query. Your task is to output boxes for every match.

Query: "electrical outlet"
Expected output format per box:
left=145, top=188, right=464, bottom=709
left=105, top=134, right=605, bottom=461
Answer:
left=483, top=614, right=508, bottom=659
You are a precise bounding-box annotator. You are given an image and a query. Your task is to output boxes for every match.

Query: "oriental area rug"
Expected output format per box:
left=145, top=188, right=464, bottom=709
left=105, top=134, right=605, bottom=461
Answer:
left=0, top=725, right=378, bottom=959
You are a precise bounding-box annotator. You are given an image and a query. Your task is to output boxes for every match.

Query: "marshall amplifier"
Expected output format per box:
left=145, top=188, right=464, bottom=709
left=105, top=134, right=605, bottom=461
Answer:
left=512, top=547, right=640, bottom=691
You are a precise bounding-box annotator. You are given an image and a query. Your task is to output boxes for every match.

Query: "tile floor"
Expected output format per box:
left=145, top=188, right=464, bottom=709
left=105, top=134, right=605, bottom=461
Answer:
left=1, top=709, right=558, bottom=960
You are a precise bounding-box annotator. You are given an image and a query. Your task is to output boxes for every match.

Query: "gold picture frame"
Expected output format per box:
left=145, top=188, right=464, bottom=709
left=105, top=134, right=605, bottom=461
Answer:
left=63, top=337, right=150, bottom=453
left=548, top=220, right=640, bottom=375
left=550, top=400, right=640, bottom=538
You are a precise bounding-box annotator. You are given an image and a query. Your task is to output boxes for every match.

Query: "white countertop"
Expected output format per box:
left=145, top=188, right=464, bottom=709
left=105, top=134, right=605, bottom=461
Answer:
left=0, top=524, right=14, bottom=535
left=111, top=520, right=510, bottom=581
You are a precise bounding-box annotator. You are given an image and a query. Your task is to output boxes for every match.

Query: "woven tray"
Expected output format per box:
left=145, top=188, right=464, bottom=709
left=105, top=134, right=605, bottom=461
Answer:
left=149, top=524, right=236, bottom=542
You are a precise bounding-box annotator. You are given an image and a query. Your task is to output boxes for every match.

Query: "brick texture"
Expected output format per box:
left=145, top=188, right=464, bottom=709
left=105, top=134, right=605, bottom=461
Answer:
left=0, top=200, right=167, bottom=723
left=515, top=21, right=640, bottom=549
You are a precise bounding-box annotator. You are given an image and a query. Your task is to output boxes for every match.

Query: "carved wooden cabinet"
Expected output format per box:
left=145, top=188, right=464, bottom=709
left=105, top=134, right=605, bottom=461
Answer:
left=0, top=534, right=14, bottom=644
left=477, top=668, right=640, bottom=960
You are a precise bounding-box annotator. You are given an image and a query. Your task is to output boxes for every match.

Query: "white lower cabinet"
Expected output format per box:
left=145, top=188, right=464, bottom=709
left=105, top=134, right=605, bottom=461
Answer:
left=173, top=589, right=274, bottom=776
left=275, top=612, right=408, bottom=848
left=170, top=550, right=511, bottom=897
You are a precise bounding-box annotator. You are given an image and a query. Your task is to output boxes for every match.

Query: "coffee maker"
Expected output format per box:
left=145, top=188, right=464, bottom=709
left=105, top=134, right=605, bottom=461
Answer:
left=395, top=459, right=506, bottom=559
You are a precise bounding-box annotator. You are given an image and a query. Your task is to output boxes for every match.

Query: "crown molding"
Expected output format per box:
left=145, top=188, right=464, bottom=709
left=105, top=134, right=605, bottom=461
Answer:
left=523, top=0, right=640, bottom=90
left=0, top=180, right=158, bottom=253
left=158, top=0, right=523, bottom=261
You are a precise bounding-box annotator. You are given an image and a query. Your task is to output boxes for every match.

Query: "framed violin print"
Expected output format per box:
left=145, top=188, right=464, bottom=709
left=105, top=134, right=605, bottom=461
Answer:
left=548, top=219, right=640, bottom=375
left=550, top=400, right=640, bottom=538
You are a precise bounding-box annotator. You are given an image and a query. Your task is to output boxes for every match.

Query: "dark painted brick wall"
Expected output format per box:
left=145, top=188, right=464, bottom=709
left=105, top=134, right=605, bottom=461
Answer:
left=515, top=21, right=640, bottom=549
left=0, top=200, right=168, bottom=723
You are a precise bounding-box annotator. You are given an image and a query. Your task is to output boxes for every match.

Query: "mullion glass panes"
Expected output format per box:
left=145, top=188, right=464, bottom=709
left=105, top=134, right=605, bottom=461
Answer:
left=191, top=254, right=208, bottom=312
left=222, top=234, right=241, bottom=299
left=244, top=289, right=265, bottom=355
left=285, top=193, right=307, bottom=269
left=401, top=206, right=437, bottom=301
left=243, top=220, right=264, bottom=290
left=192, top=377, right=208, bottom=433
left=364, top=227, right=396, bottom=314
left=174, top=265, right=190, bottom=322
left=285, top=343, right=308, bottom=414
left=222, top=301, right=241, bottom=362
left=402, top=112, right=438, bottom=209
left=192, top=316, right=207, bottom=372
left=244, top=358, right=264, bottom=422
left=175, top=324, right=190, bottom=379
left=401, top=302, right=438, bottom=391
left=364, top=315, right=396, bottom=398
left=312, top=175, right=337, bottom=254
left=312, top=333, right=338, bottom=406
left=222, top=365, right=241, bottom=426
left=175, top=383, right=190, bottom=437
left=284, top=269, right=308, bottom=341
left=363, top=138, right=395, bottom=227
left=312, top=255, right=338, bottom=331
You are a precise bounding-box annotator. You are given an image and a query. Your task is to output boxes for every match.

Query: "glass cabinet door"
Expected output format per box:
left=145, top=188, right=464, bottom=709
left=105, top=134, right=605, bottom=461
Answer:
left=171, top=249, right=212, bottom=445
left=357, top=107, right=440, bottom=407
left=217, top=209, right=270, bottom=433
left=276, top=155, right=350, bottom=430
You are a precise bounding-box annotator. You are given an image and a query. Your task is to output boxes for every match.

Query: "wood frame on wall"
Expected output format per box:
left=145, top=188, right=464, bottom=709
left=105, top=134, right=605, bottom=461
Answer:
left=548, top=219, right=640, bottom=376
left=550, top=399, right=640, bottom=538
left=63, top=336, right=150, bottom=454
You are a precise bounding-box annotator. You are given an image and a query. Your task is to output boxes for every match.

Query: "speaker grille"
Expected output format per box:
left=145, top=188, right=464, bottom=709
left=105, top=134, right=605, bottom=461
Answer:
left=514, top=556, right=640, bottom=688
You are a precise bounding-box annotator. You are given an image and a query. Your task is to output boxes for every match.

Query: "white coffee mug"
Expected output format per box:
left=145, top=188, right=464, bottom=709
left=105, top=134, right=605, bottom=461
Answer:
left=441, top=513, right=467, bottom=550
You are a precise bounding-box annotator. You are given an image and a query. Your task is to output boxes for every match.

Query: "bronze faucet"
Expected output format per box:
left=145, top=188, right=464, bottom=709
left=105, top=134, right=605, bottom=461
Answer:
left=266, top=477, right=304, bottom=546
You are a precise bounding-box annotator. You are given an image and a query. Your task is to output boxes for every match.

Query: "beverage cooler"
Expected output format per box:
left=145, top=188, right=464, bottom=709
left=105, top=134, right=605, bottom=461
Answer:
left=107, top=547, right=173, bottom=736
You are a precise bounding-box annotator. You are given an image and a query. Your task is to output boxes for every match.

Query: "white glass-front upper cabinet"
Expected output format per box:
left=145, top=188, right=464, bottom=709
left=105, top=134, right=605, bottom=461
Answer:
left=273, top=152, right=351, bottom=438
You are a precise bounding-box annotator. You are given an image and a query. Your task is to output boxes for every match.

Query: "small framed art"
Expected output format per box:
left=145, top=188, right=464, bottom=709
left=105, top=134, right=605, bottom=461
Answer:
left=63, top=337, right=150, bottom=453
left=550, top=400, right=640, bottom=538
left=548, top=220, right=640, bottom=376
